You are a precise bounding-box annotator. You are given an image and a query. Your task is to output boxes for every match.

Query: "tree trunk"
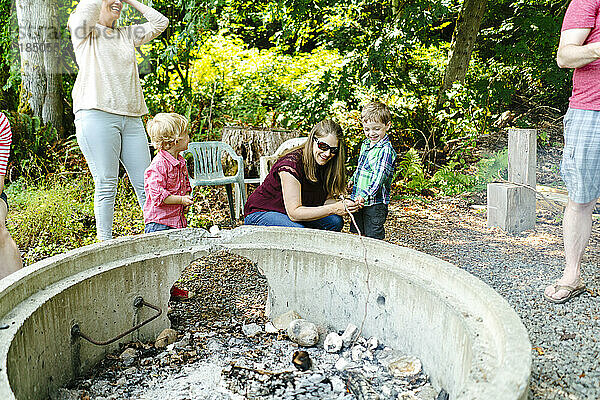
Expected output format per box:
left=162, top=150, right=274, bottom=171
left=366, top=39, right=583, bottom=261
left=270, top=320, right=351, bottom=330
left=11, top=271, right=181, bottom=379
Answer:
left=221, top=126, right=299, bottom=178
left=15, top=0, right=63, bottom=133
left=440, top=0, right=488, bottom=91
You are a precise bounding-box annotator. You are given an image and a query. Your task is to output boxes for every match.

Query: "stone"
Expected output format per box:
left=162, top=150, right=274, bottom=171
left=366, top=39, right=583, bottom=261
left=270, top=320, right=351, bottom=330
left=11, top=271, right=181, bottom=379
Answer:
left=351, top=345, right=365, bottom=362
left=416, top=384, right=439, bottom=400
left=340, top=323, right=358, bottom=347
left=119, top=347, right=139, bottom=367
left=388, top=356, right=422, bottom=377
left=330, top=376, right=346, bottom=393
left=173, top=333, right=191, bottom=350
left=381, top=384, right=396, bottom=398
left=272, top=310, right=302, bottom=330
left=334, top=357, right=354, bottom=371
left=265, top=321, right=278, bottom=334
left=366, top=337, right=378, bottom=351
left=398, top=391, right=419, bottom=400
left=155, top=328, right=178, bottom=349
left=324, top=332, right=343, bottom=353
left=116, top=377, right=127, bottom=386
left=209, top=225, right=221, bottom=234
left=287, top=319, right=319, bottom=347
left=242, top=323, right=262, bottom=337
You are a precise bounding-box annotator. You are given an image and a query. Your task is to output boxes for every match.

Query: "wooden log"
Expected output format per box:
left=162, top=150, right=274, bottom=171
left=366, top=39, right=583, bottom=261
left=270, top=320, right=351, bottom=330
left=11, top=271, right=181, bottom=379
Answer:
left=221, top=126, right=299, bottom=178
left=508, top=128, right=536, bottom=187
left=487, top=183, right=536, bottom=233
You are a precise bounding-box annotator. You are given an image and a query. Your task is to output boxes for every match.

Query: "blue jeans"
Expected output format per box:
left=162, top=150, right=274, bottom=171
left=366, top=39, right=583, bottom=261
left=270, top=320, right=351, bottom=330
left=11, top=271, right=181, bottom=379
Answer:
left=144, top=222, right=174, bottom=233
left=244, top=211, right=343, bottom=232
left=75, top=109, right=151, bottom=241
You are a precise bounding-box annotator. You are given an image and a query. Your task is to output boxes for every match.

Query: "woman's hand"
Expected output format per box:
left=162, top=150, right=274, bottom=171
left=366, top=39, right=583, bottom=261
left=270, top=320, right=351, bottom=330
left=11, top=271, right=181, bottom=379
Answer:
left=330, top=199, right=361, bottom=215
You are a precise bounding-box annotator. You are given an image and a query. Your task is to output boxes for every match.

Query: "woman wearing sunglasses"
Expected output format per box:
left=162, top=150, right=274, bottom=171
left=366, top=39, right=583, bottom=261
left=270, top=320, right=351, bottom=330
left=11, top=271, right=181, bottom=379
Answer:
left=243, top=119, right=362, bottom=231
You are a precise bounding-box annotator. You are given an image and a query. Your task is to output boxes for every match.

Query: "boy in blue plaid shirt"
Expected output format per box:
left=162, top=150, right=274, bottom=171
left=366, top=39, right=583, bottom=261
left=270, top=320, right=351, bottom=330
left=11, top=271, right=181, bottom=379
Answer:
left=349, top=102, right=397, bottom=239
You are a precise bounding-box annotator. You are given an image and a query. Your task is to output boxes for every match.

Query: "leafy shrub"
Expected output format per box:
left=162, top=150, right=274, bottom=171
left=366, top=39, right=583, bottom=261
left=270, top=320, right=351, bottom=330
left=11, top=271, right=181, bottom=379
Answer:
left=2, top=112, right=84, bottom=181
left=6, top=176, right=95, bottom=264
left=6, top=174, right=145, bottom=265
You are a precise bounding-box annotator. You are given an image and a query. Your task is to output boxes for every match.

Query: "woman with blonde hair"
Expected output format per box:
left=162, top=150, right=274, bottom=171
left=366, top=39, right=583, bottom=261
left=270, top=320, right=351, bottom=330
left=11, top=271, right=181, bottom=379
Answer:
left=244, top=119, right=361, bottom=231
left=68, top=0, right=168, bottom=240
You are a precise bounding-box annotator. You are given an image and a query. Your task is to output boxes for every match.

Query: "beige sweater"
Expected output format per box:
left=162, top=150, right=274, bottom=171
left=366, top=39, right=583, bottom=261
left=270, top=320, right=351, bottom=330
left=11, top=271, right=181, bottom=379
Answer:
left=68, top=0, right=168, bottom=116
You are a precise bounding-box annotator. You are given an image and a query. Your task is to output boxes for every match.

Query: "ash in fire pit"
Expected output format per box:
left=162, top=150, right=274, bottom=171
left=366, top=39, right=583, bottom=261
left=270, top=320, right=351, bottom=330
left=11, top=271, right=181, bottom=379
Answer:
left=57, top=252, right=438, bottom=400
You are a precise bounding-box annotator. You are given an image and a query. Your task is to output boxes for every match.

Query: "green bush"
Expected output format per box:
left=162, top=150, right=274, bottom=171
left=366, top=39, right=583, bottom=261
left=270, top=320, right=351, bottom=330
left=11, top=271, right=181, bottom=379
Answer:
left=6, top=177, right=95, bottom=264
left=6, top=174, right=145, bottom=265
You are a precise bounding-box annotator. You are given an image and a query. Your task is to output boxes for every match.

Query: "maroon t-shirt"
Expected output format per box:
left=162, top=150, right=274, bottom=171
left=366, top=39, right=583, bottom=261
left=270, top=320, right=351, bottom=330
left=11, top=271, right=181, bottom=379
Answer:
left=244, top=149, right=328, bottom=217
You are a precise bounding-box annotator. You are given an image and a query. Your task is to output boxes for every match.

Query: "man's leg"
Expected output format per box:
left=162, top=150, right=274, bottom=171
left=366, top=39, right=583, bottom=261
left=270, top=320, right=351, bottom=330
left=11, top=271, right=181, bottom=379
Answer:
left=0, top=196, right=23, bottom=279
left=545, top=198, right=596, bottom=301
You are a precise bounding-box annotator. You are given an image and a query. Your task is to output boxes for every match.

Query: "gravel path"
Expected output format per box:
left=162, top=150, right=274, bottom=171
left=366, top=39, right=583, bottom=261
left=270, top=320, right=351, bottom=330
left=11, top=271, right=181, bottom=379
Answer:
left=381, top=146, right=600, bottom=399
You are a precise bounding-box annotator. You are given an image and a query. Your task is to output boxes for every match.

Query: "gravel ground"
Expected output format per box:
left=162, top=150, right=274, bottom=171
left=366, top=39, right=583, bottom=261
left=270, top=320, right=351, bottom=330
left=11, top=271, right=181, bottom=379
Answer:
left=381, top=146, right=600, bottom=400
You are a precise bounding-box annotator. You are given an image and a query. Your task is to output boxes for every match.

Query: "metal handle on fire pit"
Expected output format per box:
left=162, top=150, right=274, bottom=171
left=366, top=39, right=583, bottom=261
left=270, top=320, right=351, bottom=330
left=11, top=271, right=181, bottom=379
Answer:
left=71, top=296, right=162, bottom=346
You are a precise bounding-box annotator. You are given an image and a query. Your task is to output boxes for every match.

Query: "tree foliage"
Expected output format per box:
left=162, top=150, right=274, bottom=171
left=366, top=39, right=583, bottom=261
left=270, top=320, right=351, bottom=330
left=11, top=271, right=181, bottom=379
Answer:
left=0, top=0, right=574, bottom=181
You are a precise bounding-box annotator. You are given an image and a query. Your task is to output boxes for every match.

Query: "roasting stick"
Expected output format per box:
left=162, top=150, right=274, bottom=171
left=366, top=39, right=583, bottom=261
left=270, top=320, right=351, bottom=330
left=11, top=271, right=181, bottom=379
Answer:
left=340, top=196, right=370, bottom=343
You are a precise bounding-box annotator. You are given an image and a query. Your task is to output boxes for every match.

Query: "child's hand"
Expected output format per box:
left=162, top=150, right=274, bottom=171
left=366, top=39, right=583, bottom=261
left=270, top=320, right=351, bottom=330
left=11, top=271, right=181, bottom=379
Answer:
left=355, top=196, right=365, bottom=207
left=180, top=195, right=194, bottom=206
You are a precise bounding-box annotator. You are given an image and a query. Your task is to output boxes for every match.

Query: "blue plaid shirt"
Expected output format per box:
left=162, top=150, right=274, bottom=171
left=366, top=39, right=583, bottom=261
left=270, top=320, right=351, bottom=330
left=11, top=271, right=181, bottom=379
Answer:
left=350, top=136, right=397, bottom=206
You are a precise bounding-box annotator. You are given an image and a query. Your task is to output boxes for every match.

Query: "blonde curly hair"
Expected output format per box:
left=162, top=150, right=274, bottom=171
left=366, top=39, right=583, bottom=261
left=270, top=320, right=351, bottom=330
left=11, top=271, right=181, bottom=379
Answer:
left=147, top=113, right=189, bottom=150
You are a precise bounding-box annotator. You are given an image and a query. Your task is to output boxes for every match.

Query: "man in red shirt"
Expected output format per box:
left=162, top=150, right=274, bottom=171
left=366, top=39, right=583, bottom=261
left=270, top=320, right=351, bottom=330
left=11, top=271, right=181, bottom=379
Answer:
left=544, top=0, right=600, bottom=303
left=0, top=112, right=23, bottom=279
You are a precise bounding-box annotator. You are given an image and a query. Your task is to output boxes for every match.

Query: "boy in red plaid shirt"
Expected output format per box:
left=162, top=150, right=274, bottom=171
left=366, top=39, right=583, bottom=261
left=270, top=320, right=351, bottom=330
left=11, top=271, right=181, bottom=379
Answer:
left=143, top=113, right=193, bottom=233
left=143, top=113, right=193, bottom=299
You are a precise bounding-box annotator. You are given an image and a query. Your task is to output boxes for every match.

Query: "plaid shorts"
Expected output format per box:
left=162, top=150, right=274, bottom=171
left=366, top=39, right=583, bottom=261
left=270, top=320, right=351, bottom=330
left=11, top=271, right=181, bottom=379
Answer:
left=561, top=108, right=600, bottom=204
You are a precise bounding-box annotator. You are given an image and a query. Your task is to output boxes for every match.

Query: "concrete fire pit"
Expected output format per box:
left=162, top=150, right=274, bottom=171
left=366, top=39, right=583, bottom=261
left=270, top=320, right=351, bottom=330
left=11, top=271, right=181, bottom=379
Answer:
left=0, top=227, right=531, bottom=399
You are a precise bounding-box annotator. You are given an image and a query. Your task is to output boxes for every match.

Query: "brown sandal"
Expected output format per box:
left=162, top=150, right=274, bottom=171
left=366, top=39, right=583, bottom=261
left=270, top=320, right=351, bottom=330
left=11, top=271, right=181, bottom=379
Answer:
left=544, top=281, right=586, bottom=304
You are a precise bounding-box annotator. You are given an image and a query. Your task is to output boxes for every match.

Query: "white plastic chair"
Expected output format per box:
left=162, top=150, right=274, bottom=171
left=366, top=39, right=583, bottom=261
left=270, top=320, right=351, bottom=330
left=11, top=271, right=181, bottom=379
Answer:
left=259, top=137, right=308, bottom=183
left=182, top=141, right=246, bottom=221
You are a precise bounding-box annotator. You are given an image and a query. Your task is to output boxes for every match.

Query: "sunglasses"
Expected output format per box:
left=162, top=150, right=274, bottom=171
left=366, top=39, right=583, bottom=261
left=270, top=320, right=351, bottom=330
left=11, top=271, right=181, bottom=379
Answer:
left=313, top=137, right=339, bottom=155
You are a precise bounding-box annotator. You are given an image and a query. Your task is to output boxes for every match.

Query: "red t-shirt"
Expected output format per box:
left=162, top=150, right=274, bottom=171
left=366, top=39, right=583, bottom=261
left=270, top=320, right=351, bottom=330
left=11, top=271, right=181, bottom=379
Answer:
left=244, top=149, right=328, bottom=217
left=562, top=0, right=600, bottom=110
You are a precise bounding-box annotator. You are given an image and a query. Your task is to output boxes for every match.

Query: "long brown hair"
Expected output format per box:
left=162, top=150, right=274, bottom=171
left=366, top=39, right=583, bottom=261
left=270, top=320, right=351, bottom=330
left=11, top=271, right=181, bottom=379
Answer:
left=303, top=119, right=346, bottom=197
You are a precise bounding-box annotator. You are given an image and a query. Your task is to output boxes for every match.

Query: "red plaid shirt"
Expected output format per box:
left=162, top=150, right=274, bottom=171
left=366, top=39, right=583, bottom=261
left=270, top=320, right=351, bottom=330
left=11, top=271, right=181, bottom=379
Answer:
left=143, top=150, right=192, bottom=228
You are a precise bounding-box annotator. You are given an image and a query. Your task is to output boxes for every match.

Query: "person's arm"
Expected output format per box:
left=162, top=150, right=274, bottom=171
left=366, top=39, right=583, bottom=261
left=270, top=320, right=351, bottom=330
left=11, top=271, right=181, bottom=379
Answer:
left=145, top=164, right=176, bottom=206
left=0, top=175, right=5, bottom=195
left=556, top=28, right=600, bottom=69
left=124, top=0, right=169, bottom=47
left=163, top=194, right=193, bottom=206
left=280, top=172, right=359, bottom=221
left=67, top=0, right=102, bottom=47
left=355, top=147, right=395, bottom=203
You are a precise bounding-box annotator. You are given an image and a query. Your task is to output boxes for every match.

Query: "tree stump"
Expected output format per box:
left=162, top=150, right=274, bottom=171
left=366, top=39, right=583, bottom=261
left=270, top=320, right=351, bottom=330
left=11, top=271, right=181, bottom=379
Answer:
left=221, top=126, right=299, bottom=178
left=487, top=128, right=537, bottom=234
